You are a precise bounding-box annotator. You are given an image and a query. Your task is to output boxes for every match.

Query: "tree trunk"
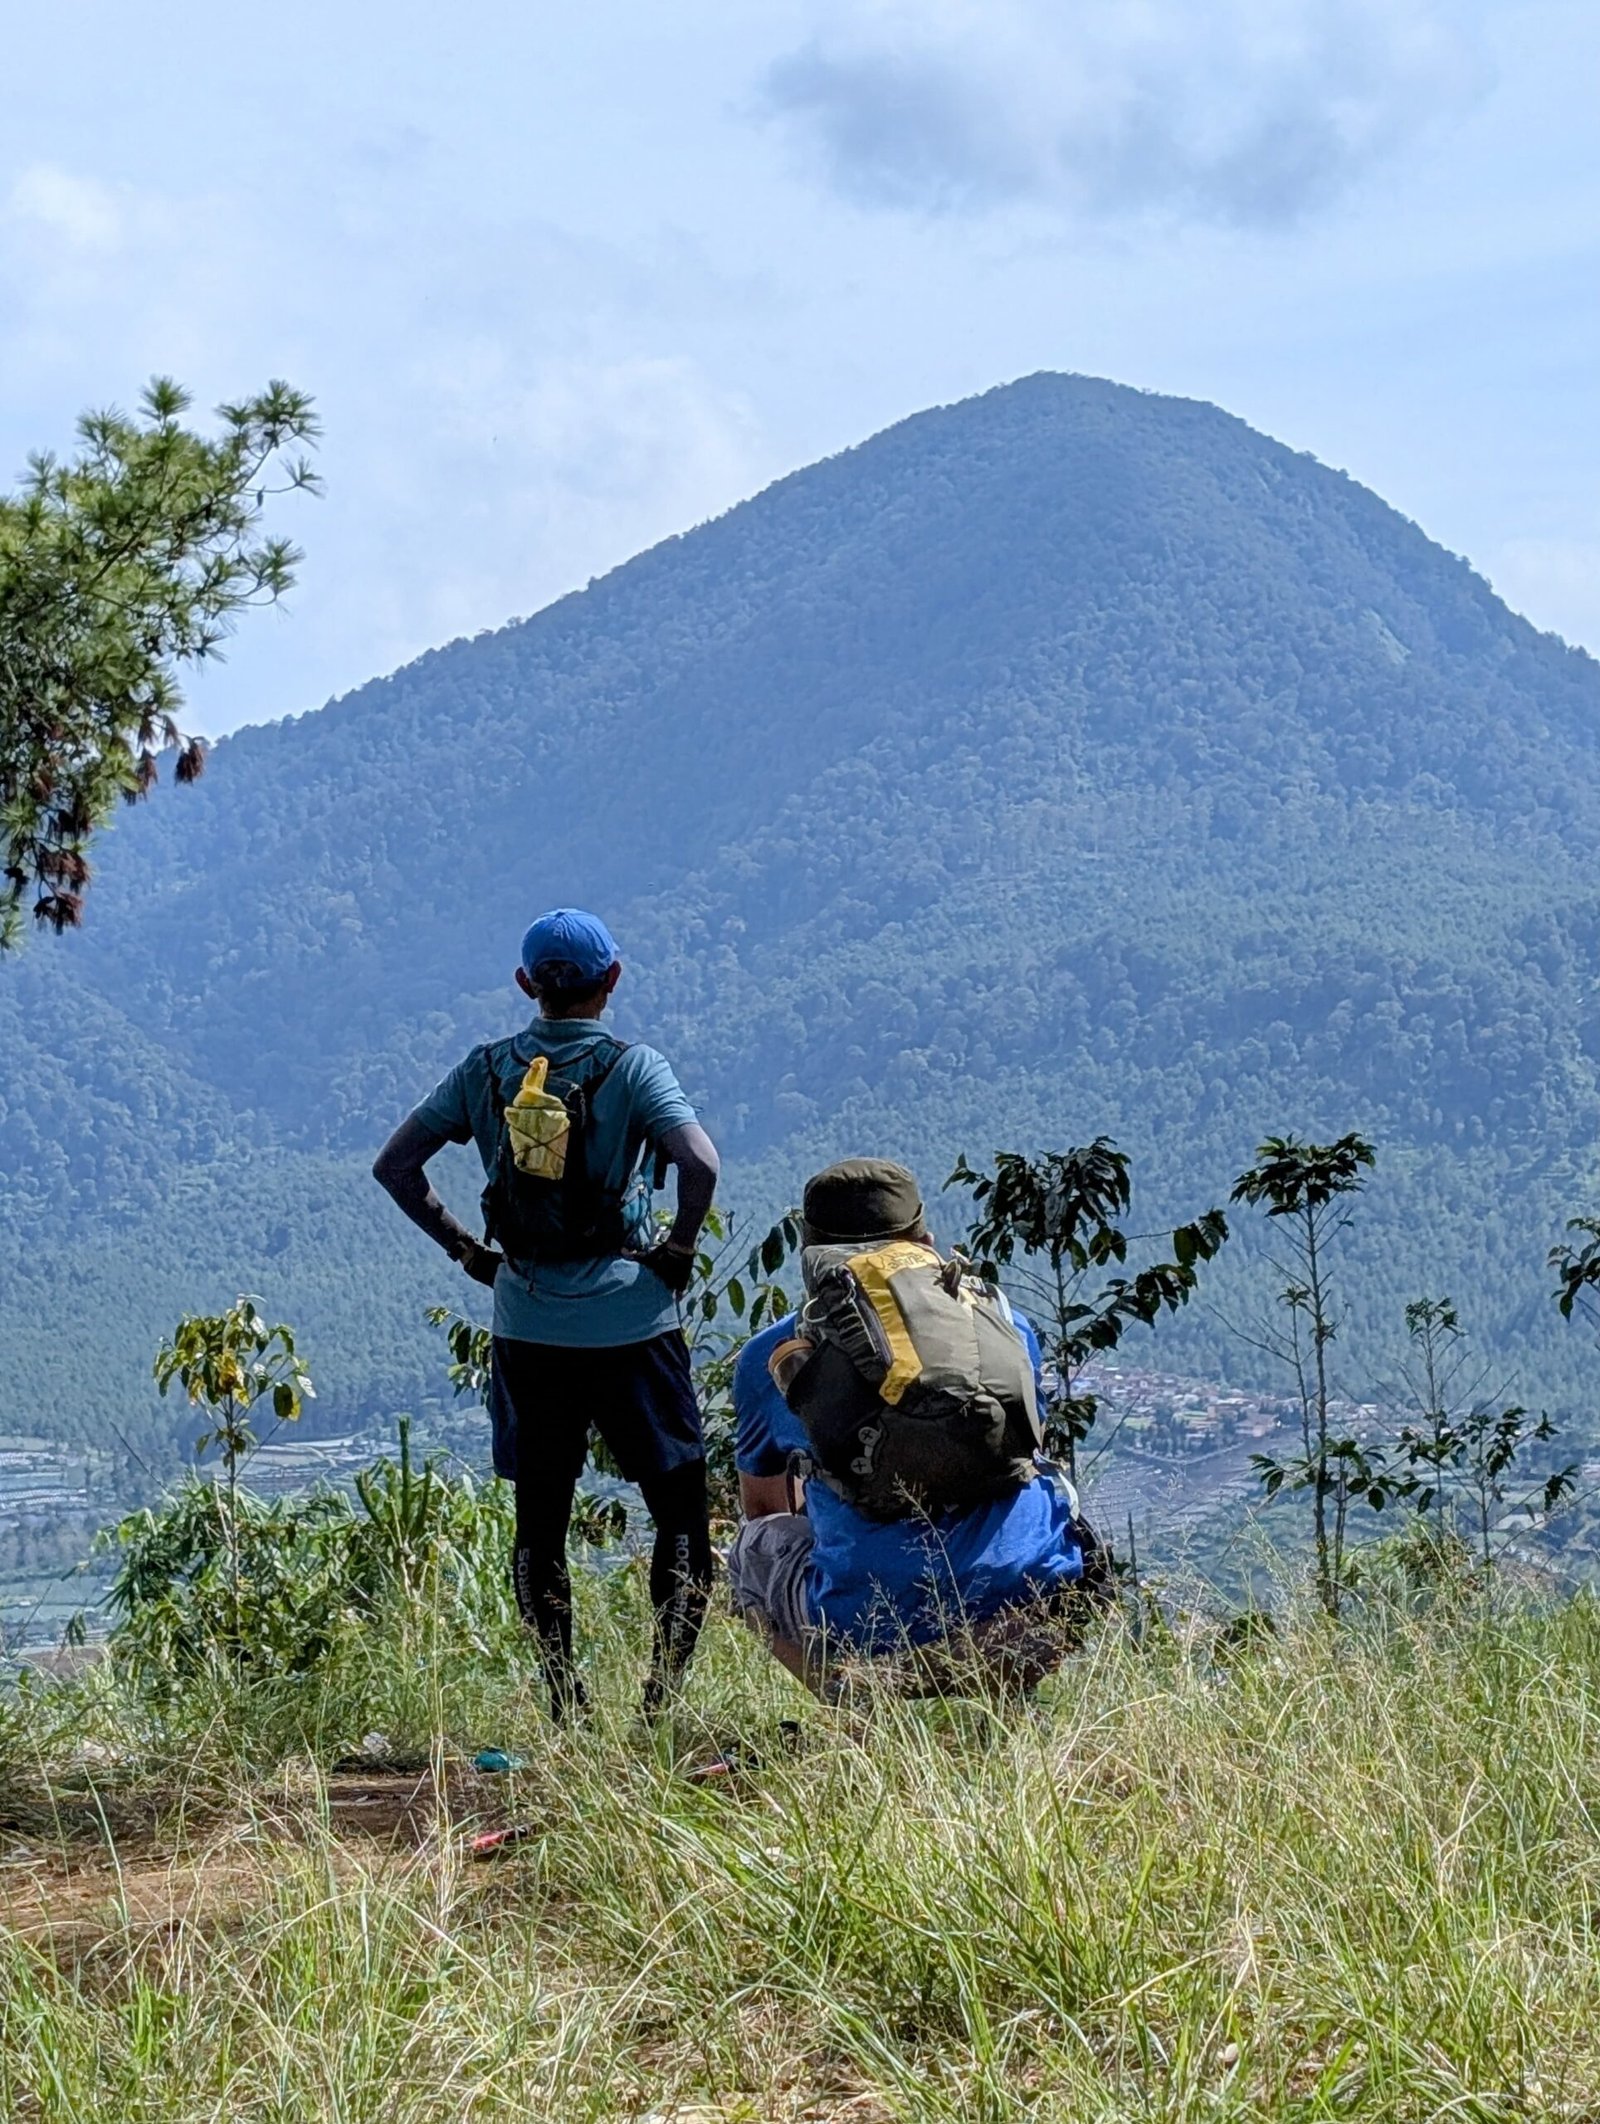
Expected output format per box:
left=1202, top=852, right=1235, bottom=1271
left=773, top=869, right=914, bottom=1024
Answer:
left=1307, top=1212, right=1335, bottom=1616
left=1054, top=1259, right=1077, bottom=1484
left=225, top=1401, right=242, bottom=1661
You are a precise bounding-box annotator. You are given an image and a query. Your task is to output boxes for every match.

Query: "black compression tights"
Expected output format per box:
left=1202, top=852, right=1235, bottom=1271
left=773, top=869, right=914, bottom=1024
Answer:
left=512, top=1459, right=714, bottom=1720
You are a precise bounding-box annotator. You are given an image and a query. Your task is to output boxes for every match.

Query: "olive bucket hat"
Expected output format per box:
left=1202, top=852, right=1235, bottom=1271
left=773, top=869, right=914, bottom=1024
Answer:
left=801, top=1158, right=926, bottom=1247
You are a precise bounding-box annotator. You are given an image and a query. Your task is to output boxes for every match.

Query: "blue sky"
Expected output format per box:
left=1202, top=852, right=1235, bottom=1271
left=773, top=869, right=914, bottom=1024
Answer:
left=3, top=0, right=1597, bottom=734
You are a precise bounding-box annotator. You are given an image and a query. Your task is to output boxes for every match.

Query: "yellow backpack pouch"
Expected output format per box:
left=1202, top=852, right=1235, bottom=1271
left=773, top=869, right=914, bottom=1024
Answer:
left=503, top=1054, right=571, bottom=1181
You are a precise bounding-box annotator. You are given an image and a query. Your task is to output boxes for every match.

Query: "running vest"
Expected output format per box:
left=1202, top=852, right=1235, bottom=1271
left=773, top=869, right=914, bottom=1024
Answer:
left=479, top=1034, right=637, bottom=1267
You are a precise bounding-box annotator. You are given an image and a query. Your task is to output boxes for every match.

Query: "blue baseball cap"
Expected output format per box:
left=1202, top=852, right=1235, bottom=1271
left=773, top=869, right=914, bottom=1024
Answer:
left=520, top=907, right=619, bottom=983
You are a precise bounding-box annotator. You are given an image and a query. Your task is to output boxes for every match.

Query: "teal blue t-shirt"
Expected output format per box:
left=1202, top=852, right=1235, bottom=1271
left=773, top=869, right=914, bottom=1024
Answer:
left=414, top=1017, right=697, bottom=1348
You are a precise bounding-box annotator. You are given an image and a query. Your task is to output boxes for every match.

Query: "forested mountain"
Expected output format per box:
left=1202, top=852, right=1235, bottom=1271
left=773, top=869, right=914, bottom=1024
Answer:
left=6, top=371, right=1600, bottom=1466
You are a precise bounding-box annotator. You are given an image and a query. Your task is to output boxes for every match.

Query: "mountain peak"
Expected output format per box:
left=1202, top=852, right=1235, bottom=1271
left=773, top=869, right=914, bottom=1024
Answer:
left=8, top=377, right=1600, bottom=1449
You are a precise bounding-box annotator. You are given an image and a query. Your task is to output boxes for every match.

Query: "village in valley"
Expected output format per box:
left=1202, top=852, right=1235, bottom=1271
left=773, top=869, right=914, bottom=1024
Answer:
left=1076, top=1361, right=1301, bottom=1459
left=4, top=1356, right=1591, bottom=1658
left=0, top=1364, right=1309, bottom=1654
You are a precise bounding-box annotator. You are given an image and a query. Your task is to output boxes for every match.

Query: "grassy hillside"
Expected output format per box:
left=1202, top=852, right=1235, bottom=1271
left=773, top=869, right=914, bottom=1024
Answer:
left=7, top=370, right=1600, bottom=1460
left=6, top=1568, right=1600, bottom=2120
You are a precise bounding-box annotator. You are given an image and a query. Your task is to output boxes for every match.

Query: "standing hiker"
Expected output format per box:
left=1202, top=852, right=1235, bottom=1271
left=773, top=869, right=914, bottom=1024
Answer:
left=373, top=908, right=720, bottom=1722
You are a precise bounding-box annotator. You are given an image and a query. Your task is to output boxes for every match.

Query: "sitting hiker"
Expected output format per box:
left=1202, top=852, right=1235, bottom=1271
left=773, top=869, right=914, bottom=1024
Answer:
left=373, top=907, right=720, bottom=1723
left=728, top=1158, right=1106, bottom=1692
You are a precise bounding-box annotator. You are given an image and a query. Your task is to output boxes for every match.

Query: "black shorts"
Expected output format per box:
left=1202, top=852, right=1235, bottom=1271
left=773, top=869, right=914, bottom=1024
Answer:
left=489, top=1330, right=705, bottom=1485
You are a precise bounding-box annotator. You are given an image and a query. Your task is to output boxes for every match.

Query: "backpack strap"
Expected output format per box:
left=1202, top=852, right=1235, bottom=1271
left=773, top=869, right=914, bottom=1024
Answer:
left=511, top=1031, right=627, bottom=1085
left=567, top=1034, right=629, bottom=1111
left=479, top=1043, right=511, bottom=1183
left=557, top=1036, right=629, bottom=1213
left=492, top=1032, right=628, bottom=1104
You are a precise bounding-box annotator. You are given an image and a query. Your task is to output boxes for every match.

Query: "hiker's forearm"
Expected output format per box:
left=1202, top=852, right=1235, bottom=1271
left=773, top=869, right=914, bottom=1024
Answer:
left=660, top=1122, right=719, bottom=1250
left=383, top=1168, right=476, bottom=1257
left=740, top=1471, right=800, bottom=1519
left=373, top=1116, right=475, bottom=1256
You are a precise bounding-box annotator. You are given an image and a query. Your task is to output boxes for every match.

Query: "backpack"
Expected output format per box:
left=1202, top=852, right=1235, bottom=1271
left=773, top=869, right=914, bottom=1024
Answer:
left=771, top=1240, right=1044, bottom=1521
left=479, top=1034, right=639, bottom=1268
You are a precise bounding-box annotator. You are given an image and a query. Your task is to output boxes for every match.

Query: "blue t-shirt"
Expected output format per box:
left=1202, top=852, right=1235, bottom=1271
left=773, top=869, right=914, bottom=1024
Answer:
left=415, top=1017, right=696, bottom=1347
left=733, top=1309, right=1084, bottom=1649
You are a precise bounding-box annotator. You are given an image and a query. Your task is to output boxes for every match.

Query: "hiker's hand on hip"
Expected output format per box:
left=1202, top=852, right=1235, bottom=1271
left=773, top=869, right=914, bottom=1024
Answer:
left=458, top=1238, right=504, bottom=1287
left=640, top=1241, right=696, bottom=1296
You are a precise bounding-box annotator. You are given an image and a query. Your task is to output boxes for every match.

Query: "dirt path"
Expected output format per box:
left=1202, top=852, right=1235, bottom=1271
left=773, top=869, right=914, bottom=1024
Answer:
left=0, top=1767, right=479, bottom=1955
left=1, top=1769, right=899, bottom=2122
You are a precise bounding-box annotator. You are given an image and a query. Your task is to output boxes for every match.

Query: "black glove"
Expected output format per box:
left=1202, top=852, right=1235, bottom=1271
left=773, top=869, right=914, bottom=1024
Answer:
left=641, top=1241, right=696, bottom=1297
left=455, top=1236, right=504, bottom=1288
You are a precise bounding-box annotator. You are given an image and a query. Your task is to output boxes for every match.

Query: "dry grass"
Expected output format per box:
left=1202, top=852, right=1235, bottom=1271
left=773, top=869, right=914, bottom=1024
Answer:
left=5, top=1576, right=1600, bottom=2119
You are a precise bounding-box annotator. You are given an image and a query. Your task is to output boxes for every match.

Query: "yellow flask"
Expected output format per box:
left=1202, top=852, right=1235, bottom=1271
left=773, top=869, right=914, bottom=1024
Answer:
left=504, top=1055, right=570, bottom=1181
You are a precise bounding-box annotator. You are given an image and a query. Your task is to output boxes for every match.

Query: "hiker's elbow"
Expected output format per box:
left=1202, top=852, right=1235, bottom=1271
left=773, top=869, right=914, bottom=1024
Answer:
left=373, top=1116, right=434, bottom=1194
left=666, top=1122, right=720, bottom=1188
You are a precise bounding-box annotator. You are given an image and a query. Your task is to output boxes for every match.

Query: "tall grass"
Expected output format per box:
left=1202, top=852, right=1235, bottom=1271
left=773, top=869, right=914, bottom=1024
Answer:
left=6, top=1576, right=1600, bottom=2119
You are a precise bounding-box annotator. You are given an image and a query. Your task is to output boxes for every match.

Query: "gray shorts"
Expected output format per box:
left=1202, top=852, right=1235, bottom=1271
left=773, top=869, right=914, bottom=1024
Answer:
left=726, top=1512, right=816, bottom=1645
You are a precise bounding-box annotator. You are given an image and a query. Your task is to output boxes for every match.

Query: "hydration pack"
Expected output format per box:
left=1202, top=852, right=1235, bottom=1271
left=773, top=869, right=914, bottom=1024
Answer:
left=770, top=1240, right=1043, bottom=1521
left=480, top=1034, right=637, bottom=1267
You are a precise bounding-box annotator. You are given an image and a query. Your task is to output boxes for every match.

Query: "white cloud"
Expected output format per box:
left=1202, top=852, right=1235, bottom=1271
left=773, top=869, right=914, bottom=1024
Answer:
left=423, top=347, right=759, bottom=505
left=762, top=0, right=1489, bottom=227
left=366, top=345, right=765, bottom=662
left=0, top=144, right=774, bottom=732
left=6, top=164, right=124, bottom=249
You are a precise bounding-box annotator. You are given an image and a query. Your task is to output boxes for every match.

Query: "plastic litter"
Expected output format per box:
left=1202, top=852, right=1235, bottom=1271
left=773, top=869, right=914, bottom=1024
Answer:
left=472, top=1748, right=530, bottom=1774
left=686, top=1721, right=803, bottom=1784
left=469, top=1822, right=538, bottom=1859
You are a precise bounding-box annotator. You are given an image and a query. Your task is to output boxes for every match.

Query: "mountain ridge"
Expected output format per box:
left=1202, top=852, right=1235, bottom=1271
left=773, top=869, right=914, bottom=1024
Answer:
left=6, top=371, right=1600, bottom=1460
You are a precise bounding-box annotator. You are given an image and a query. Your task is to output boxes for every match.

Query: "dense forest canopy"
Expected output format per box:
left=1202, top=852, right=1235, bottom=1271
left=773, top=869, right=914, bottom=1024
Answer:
left=5, top=371, right=1600, bottom=1464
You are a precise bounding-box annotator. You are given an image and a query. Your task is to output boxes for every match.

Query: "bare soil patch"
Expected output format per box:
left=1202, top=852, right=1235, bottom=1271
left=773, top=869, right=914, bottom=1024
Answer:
left=0, top=1765, right=499, bottom=1959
